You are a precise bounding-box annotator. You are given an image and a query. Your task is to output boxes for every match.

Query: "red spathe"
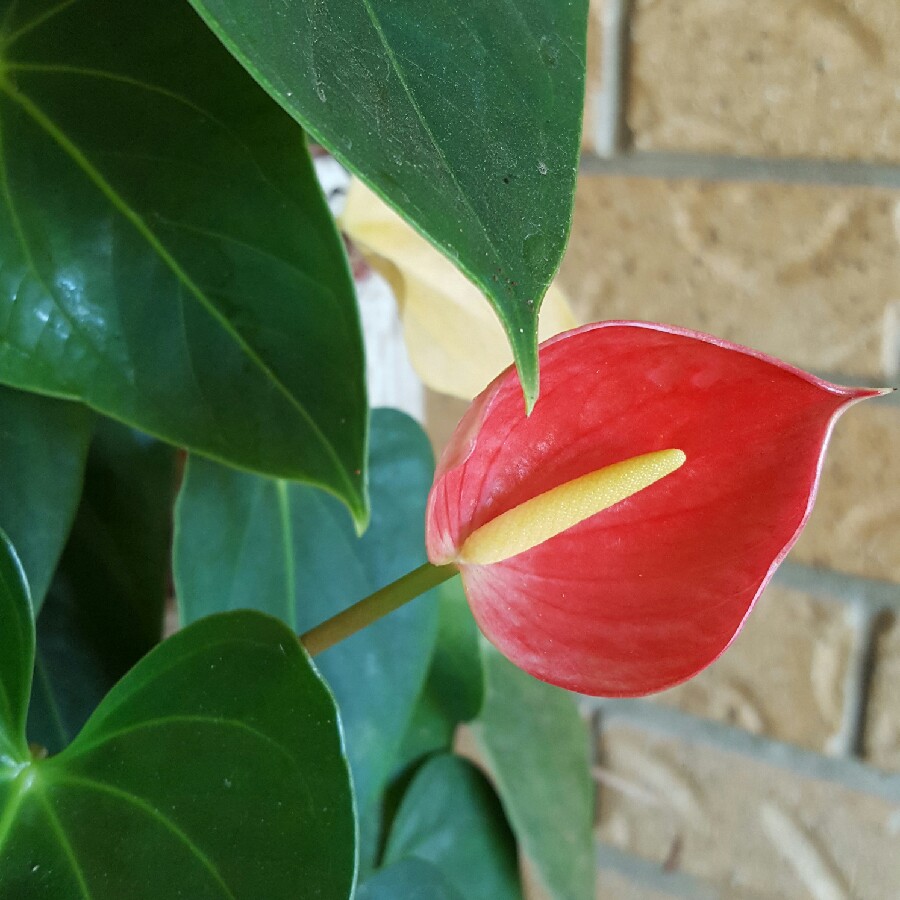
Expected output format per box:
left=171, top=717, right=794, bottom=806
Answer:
left=426, top=322, right=881, bottom=697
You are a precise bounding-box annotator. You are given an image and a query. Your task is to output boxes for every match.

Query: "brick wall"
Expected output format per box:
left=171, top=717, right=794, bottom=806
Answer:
left=430, top=2, right=900, bottom=896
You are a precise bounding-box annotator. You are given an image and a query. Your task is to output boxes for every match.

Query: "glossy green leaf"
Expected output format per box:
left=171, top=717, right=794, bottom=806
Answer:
left=176, top=409, right=439, bottom=812
left=392, top=687, right=455, bottom=783
left=358, top=858, right=463, bottom=900
left=0, top=531, right=33, bottom=763
left=391, top=577, right=484, bottom=775
left=0, top=0, right=367, bottom=523
left=472, top=645, right=595, bottom=900
left=190, top=0, right=589, bottom=408
left=427, top=577, right=484, bottom=724
left=0, top=387, right=92, bottom=609
left=0, top=608, right=355, bottom=899
left=27, top=421, right=176, bottom=755
left=384, top=753, right=522, bottom=900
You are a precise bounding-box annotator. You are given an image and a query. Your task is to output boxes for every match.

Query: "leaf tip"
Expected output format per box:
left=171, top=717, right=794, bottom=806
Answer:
left=348, top=485, right=371, bottom=537
left=511, top=330, right=541, bottom=416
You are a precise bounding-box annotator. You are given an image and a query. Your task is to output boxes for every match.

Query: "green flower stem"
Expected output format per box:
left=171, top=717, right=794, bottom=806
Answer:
left=300, top=562, right=458, bottom=656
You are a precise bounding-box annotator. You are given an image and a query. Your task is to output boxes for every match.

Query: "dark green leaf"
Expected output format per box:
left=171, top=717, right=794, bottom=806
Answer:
left=0, top=531, right=33, bottom=763
left=365, top=688, right=459, bottom=881
left=0, top=0, right=367, bottom=522
left=0, top=610, right=355, bottom=899
left=27, top=420, right=177, bottom=755
left=26, top=585, right=111, bottom=761
left=472, top=645, right=595, bottom=900
left=358, top=859, right=463, bottom=900
left=190, top=0, right=590, bottom=407
left=385, top=753, right=522, bottom=900
left=392, top=687, right=455, bottom=781
left=176, top=409, right=439, bottom=812
left=0, top=387, right=92, bottom=609
left=427, top=577, right=484, bottom=724
left=390, top=576, right=484, bottom=776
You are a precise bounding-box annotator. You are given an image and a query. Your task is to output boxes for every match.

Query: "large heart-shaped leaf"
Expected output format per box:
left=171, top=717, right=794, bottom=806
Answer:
left=0, top=387, right=92, bottom=610
left=175, top=409, right=439, bottom=813
left=190, top=0, right=590, bottom=407
left=425, top=578, right=484, bottom=725
left=0, top=0, right=367, bottom=523
left=471, top=645, right=595, bottom=900
left=27, top=420, right=176, bottom=755
left=0, top=531, right=355, bottom=899
left=384, top=753, right=522, bottom=900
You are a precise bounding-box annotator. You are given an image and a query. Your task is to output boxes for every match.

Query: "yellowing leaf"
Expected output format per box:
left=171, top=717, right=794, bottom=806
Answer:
left=341, top=180, right=578, bottom=401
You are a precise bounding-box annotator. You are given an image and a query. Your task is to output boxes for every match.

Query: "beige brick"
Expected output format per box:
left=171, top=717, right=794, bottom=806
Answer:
left=791, top=402, right=900, bottom=583
left=597, top=725, right=900, bottom=898
left=654, top=586, right=853, bottom=753
left=558, top=176, right=899, bottom=381
left=627, top=0, right=900, bottom=162
left=864, top=613, right=900, bottom=772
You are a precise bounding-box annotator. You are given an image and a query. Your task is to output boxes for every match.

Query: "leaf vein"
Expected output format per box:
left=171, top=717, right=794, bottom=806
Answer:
left=57, top=714, right=298, bottom=767
left=1, top=0, right=79, bottom=49
left=36, top=783, right=92, bottom=900
left=46, top=774, right=237, bottom=899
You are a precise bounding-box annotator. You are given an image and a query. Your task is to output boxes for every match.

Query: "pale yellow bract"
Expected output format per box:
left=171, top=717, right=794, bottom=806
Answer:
left=458, top=449, right=687, bottom=565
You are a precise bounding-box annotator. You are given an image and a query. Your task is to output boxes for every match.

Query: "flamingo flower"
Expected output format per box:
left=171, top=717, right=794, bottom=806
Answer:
left=426, top=321, right=884, bottom=697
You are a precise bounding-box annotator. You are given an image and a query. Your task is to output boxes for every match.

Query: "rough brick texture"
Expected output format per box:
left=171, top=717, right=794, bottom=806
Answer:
left=628, top=0, right=900, bottom=162
left=558, top=176, right=899, bottom=382
left=597, top=725, right=900, bottom=898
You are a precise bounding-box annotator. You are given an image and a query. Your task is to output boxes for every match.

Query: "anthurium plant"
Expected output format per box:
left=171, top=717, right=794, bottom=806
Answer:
left=0, top=1, right=885, bottom=898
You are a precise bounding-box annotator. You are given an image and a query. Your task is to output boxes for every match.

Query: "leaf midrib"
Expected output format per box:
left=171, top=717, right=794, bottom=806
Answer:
left=0, top=78, right=359, bottom=509
left=353, top=0, right=507, bottom=278
left=352, top=0, right=543, bottom=401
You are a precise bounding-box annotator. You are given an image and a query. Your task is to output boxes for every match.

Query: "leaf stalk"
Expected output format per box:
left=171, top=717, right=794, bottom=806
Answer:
left=300, top=562, right=457, bottom=656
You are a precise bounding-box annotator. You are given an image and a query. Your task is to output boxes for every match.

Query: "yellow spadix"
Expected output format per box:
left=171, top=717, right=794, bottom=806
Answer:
left=458, top=449, right=686, bottom=566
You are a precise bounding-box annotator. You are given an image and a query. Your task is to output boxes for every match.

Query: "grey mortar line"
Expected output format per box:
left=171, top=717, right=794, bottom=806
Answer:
left=596, top=841, right=720, bottom=899
left=829, top=602, right=881, bottom=759
left=774, top=562, right=900, bottom=614
left=592, top=0, right=632, bottom=159
left=580, top=150, right=900, bottom=190
left=584, top=698, right=900, bottom=802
